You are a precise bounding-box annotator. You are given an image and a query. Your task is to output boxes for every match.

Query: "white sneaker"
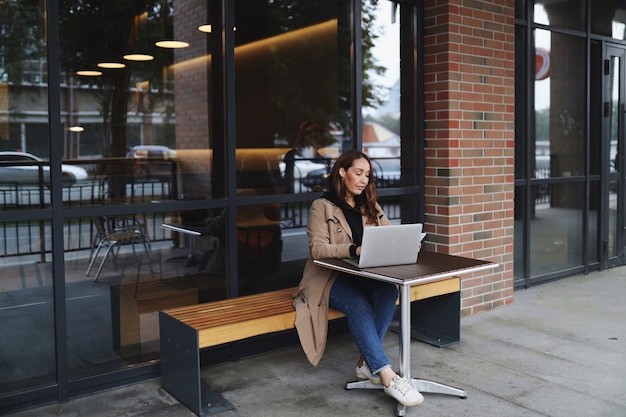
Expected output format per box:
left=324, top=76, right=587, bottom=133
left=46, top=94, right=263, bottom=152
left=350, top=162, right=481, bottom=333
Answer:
left=383, top=376, right=424, bottom=406
left=355, top=362, right=381, bottom=384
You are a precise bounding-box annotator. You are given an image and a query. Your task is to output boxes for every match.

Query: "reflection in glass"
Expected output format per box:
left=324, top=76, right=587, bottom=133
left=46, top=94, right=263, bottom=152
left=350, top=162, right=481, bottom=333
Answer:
left=534, top=30, right=585, bottom=180
left=233, top=2, right=348, bottom=195
left=609, top=56, right=620, bottom=175
left=608, top=180, right=619, bottom=258
left=282, top=122, right=334, bottom=194
left=237, top=203, right=286, bottom=295
left=66, top=211, right=228, bottom=375
left=530, top=183, right=583, bottom=277
left=533, top=28, right=550, bottom=182
left=0, top=0, right=56, bottom=395
left=534, top=1, right=585, bottom=32
left=591, top=3, right=626, bottom=39
left=0, top=226, right=55, bottom=395
left=67, top=214, right=162, bottom=374
left=0, top=2, right=50, bottom=212
left=362, top=1, right=401, bottom=185
left=607, top=55, right=620, bottom=260
left=59, top=1, right=212, bottom=204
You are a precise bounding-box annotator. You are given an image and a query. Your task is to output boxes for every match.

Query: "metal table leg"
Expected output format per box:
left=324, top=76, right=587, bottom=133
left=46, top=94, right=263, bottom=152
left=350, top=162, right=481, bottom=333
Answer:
left=346, top=284, right=467, bottom=416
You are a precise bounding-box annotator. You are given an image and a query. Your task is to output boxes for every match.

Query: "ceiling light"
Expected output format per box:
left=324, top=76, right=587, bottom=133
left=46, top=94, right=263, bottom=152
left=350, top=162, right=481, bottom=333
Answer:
left=76, top=70, right=102, bottom=76
left=197, top=25, right=236, bottom=32
left=97, top=62, right=126, bottom=69
left=155, top=40, right=189, bottom=48
left=69, top=126, right=84, bottom=132
left=123, top=54, right=154, bottom=62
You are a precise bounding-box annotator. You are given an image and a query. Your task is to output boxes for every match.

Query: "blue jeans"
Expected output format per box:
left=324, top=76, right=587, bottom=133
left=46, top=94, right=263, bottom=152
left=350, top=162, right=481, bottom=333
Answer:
left=329, top=273, right=399, bottom=375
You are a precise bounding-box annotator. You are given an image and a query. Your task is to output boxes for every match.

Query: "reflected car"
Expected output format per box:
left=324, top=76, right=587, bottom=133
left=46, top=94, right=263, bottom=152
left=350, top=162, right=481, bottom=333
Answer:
left=0, top=151, right=88, bottom=185
left=301, top=158, right=401, bottom=191
left=371, top=158, right=401, bottom=188
left=279, top=157, right=328, bottom=193
left=278, top=158, right=328, bottom=178
left=126, top=145, right=177, bottom=181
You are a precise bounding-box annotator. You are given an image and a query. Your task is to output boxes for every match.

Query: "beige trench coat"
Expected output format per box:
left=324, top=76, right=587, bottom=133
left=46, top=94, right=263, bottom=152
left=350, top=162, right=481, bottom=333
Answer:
left=293, top=197, right=390, bottom=366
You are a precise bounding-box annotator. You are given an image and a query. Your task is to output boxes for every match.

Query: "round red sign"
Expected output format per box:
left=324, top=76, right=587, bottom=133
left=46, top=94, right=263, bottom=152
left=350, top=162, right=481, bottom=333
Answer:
left=535, top=47, right=550, bottom=81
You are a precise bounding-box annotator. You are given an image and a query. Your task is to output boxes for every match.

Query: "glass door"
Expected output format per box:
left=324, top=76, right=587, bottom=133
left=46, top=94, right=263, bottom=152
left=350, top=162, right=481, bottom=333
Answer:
left=603, top=45, right=626, bottom=267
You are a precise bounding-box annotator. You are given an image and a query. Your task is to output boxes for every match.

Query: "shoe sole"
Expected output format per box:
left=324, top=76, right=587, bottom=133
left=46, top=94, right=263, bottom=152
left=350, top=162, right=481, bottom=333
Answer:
left=356, top=373, right=382, bottom=384
left=383, top=390, right=424, bottom=407
left=355, top=368, right=381, bottom=385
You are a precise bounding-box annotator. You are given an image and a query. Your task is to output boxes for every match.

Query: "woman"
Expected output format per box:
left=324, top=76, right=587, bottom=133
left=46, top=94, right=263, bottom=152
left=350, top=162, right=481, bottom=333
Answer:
left=293, top=150, right=423, bottom=407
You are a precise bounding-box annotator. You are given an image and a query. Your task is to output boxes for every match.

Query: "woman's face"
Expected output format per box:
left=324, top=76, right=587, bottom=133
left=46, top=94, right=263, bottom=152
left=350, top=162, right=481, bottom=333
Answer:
left=340, top=157, right=371, bottom=199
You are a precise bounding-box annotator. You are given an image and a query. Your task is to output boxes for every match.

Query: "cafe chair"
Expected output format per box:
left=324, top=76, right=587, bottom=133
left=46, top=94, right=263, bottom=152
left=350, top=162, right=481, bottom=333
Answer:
left=86, top=215, right=153, bottom=282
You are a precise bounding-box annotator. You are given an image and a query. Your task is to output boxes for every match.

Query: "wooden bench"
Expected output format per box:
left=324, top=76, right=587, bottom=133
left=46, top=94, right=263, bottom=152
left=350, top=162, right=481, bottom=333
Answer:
left=159, top=277, right=461, bottom=417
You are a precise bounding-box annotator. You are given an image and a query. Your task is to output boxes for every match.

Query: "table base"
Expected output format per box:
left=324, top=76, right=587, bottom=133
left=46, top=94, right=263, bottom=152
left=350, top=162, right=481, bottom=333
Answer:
left=345, top=379, right=466, bottom=416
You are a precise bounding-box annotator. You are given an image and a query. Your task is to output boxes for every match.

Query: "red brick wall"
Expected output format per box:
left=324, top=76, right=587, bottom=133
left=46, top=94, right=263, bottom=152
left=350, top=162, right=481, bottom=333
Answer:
left=423, top=0, right=515, bottom=316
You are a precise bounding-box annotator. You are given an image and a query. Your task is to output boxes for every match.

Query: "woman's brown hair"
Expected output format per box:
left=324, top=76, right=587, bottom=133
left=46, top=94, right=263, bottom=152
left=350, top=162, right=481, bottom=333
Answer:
left=327, top=149, right=380, bottom=224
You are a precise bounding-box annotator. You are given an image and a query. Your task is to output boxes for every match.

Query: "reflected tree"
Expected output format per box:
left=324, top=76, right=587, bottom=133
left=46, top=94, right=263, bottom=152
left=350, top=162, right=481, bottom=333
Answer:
left=60, top=0, right=174, bottom=198
left=265, top=0, right=385, bottom=144
left=0, top=1, right=45, bottom=149
left=60, top=0, right=174, bottom=157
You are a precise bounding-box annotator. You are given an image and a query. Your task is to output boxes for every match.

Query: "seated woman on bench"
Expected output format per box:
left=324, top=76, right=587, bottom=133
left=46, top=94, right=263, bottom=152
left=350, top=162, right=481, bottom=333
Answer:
left=293, top=150, right=423, bottom=407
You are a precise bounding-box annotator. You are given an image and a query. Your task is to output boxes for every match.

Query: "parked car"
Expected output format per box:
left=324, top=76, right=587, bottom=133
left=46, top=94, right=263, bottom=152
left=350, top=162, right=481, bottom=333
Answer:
left=0, top=151, right=88, bottom=185
left=126, top=145, right=177, bottom=181
left=301, top=157, right=401, bottom=191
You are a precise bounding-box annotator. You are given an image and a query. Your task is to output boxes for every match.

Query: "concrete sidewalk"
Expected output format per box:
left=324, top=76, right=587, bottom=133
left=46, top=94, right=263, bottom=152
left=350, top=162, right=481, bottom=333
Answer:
left=9, top=268, right=626, bottom=417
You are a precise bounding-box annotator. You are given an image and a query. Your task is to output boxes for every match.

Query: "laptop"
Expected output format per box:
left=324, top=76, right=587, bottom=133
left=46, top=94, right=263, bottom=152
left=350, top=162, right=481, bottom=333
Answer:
left=343, top=223, right=426, bottom=268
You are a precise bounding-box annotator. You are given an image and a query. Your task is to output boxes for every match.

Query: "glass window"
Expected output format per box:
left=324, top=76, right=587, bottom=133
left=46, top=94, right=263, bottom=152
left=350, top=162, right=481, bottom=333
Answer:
left=60, top=0, right=213, bottom=205
left=0, top=4, right=51, bottom=211
left=231, top=1, right=351, bottom=294
left=362, top=1, right=403, bottom=189
left=1, top=0, right=423, bottom=407
left=530, top=183, right=584, bottom=278
left=66, top=209, right=229, bottom=376
left=232, top=1, right=350, bottom=195
left=57, top=0, right=227, bottom=379
left=0, top=1, right=57, bottom=400
left=534, top=1, right=585, bottom=32
left=533, top=30, right=585, bottom=179
left=591, top=3, right=626, bottom=39
left=0, top=225, right=55, bottom=395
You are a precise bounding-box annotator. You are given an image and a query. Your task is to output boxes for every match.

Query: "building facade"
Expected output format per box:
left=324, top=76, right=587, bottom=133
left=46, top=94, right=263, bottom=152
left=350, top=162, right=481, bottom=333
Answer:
left=1, top=0, right=623, bottom=413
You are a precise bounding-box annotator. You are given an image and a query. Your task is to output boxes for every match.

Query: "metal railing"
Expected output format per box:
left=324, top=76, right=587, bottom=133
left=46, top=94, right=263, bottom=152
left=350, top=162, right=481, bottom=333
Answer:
left=0, top=178, right=404, bottom=259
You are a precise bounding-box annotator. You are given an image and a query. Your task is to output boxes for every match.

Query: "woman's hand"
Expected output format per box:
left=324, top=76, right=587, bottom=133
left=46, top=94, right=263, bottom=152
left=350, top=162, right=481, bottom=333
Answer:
left=356, top=246, right=361, bottom=256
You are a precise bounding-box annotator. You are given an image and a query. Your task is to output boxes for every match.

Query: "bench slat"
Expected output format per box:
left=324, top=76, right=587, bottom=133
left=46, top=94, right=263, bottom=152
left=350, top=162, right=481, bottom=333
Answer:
left=161, top=277, right=460, bottom=349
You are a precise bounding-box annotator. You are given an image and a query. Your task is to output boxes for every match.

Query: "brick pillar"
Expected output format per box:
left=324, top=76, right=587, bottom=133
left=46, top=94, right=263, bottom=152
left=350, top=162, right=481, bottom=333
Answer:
left=423, top=0, right=515, bottom=315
